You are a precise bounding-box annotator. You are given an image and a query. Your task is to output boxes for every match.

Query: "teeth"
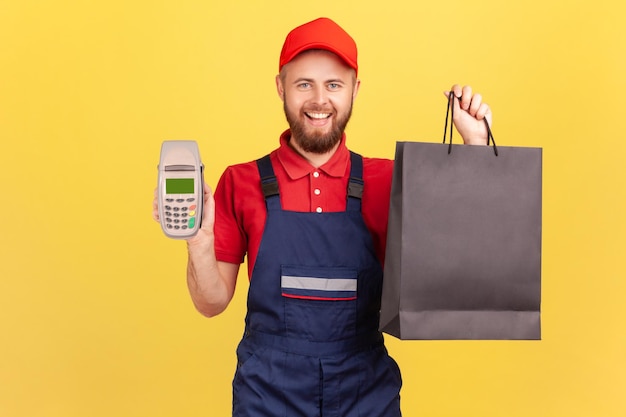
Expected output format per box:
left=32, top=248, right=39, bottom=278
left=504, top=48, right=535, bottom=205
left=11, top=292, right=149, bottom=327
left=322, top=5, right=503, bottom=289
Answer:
left=307, top=112, right=331, bottom=119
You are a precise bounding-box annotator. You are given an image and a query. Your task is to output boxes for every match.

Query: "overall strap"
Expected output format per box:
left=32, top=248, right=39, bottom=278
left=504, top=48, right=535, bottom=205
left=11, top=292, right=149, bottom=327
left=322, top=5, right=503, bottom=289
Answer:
left=256, top=152, right=364, bottom=212
left=256, top=155, right=281, bottom=210
left=347, top=151, right=364, bottom=212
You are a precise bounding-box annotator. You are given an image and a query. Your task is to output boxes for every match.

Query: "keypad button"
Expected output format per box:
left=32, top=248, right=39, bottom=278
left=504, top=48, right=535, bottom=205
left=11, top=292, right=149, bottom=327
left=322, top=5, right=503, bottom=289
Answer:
left=162, top=193, right=201, bottom=233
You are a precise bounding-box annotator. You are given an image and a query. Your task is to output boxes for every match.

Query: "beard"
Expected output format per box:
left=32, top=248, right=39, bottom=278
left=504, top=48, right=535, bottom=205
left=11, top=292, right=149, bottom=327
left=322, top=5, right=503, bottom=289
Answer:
left=283, top=99, right=353, bottom=154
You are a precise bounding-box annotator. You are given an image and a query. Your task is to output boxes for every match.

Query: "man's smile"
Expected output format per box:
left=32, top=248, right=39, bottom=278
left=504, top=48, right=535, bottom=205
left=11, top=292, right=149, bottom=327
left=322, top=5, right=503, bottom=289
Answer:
left=305, top=112, right=332, bottom=119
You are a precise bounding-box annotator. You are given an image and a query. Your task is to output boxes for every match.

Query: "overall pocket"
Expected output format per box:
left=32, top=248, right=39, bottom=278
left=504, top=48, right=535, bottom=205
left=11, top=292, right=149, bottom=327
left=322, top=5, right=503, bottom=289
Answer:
left=281, top=265, right=358, bottom=341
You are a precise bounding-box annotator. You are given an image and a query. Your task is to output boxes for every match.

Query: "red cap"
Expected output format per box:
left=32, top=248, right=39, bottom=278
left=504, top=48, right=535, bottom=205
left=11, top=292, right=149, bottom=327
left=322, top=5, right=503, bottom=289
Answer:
left=279, top=17, right=358, bottom=75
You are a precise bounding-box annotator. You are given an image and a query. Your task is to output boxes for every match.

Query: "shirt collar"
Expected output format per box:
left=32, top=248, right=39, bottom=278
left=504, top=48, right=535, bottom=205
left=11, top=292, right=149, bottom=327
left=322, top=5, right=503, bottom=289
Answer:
left=276, top=129, right=350, bottom=180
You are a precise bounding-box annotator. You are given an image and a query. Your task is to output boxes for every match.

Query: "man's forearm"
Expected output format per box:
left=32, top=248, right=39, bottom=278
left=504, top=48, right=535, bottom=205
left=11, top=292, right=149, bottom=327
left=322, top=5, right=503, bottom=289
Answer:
left=186, top=238, right=238, bottom=318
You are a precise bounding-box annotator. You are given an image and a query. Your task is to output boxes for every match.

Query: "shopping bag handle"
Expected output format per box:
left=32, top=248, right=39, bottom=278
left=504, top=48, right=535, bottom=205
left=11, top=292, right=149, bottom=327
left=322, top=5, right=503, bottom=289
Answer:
left=443, top=91, right=498, bottom=156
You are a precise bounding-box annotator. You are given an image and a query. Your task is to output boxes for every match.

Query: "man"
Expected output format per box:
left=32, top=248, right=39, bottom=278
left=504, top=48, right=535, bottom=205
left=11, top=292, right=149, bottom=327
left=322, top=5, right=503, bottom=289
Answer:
left=155, top=17, right=491, bottom=417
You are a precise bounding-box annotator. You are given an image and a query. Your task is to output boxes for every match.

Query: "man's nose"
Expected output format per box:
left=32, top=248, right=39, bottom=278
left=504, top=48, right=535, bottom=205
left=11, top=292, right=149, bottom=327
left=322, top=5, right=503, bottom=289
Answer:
left=310, top=86, right=329, bottom=105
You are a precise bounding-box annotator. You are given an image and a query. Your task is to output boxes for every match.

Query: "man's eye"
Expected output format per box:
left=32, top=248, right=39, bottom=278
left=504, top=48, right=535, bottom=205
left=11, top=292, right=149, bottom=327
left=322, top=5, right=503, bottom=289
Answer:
left=328, top=83, right=340, bottom=89
left=298, top=83, right=310, bottom=88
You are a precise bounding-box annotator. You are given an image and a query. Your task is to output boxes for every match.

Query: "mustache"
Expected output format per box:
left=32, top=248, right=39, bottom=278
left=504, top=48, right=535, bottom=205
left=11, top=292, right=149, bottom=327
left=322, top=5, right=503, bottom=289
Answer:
left=303, top=106, right=333, bottom=113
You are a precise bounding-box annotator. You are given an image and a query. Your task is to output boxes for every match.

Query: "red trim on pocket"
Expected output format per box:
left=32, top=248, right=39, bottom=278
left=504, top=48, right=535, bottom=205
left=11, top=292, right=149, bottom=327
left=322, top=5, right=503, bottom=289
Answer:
left=281, top=293, right=357, bottom=301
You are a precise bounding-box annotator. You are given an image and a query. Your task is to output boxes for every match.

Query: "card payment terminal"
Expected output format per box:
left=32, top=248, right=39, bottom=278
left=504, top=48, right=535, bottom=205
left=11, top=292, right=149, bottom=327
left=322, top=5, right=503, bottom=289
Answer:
left=157, top=140, right=203, bottom=239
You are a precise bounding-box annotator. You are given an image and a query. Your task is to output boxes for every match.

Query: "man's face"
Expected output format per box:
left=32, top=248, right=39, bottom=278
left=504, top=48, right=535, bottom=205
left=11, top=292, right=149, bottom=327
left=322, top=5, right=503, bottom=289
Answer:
left=277, top=50, right=360, bottom=154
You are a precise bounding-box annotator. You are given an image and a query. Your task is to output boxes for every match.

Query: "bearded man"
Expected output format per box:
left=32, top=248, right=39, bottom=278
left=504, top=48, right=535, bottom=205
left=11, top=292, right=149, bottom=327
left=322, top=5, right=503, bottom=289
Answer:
left=154, top=17, right=491, bottom=417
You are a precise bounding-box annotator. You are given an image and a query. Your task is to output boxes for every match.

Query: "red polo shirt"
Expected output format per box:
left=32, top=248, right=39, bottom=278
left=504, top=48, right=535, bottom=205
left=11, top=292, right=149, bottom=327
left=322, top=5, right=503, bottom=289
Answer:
left=214, top=130, right=393, bottom=278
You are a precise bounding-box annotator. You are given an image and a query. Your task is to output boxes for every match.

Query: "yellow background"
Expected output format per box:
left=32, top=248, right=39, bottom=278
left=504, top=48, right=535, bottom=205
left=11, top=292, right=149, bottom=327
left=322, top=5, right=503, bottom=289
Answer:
left=1, top=0, right=624, bottom=416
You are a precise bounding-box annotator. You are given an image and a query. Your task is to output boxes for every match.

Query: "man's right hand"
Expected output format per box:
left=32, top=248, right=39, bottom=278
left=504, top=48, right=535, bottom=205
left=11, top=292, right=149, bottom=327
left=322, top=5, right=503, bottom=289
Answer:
left=153, top=182, right=239, bottom=317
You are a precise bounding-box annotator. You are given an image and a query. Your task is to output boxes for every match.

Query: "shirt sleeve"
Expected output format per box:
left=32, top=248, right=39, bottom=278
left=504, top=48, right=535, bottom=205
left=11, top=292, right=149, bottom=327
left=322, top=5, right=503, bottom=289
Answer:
left=213, top=165, right=248, bottom=264
left=362, top=157, right=394, bottom=266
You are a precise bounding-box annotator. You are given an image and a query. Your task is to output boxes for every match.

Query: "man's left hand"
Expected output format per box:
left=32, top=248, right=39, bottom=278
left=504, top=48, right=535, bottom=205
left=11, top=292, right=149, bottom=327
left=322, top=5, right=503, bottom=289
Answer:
left=444, top=84, right=492, bottom=145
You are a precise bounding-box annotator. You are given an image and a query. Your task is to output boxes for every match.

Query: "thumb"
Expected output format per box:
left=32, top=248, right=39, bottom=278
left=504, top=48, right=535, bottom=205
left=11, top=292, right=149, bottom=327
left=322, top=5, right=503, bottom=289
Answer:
left=443, top=91, right=462, bottom=114
left=200, top=182, right=215, bottom=229
left=442, top=90, right=461, bottom=99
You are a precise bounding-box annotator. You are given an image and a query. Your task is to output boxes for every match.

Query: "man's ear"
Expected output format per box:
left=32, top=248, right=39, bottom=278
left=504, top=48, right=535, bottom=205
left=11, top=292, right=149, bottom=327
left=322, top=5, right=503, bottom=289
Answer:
left=353, top=78, right=361, bottom=100
left=275, top=74, right=285, bottom=101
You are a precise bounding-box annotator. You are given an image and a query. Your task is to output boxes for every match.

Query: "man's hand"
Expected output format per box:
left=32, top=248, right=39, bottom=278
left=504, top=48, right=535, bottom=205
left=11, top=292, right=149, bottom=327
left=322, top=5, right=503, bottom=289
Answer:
left=444, top=84, right=492, bottom=145
left=153, top=182, right=238, bottom=317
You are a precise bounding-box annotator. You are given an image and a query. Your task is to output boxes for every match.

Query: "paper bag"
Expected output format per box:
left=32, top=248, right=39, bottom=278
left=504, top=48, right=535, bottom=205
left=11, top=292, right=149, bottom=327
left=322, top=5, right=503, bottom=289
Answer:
left=380, top=110, right=542, bottom=340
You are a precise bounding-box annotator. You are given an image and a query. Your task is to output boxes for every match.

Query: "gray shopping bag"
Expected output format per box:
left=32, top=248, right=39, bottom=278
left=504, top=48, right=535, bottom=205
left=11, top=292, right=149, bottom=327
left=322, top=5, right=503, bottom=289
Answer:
left=380, top=98, right=542, bottom=340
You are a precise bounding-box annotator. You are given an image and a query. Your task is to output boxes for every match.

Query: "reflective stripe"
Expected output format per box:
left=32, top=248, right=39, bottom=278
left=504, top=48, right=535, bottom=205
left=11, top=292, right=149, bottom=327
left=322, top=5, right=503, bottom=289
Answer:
left=281, top=276, right=357, bottom=292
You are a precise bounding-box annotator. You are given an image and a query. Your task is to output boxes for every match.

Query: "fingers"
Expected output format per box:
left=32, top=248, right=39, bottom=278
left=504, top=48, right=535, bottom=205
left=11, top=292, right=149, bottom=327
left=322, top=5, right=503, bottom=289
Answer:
left=152, top=187, right=160, bottom=222
left=443, top=85, right=462, bottom=101
left=445, top=84, right=490, bottom=120
left=459, top=85, right=473, bottom=112
left=476, top=102, right=491, bottom=122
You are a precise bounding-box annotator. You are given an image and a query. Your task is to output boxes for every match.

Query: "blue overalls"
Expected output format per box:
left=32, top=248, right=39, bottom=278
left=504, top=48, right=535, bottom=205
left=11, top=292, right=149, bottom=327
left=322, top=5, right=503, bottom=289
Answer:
left=232, top=152, right=402, bottom=417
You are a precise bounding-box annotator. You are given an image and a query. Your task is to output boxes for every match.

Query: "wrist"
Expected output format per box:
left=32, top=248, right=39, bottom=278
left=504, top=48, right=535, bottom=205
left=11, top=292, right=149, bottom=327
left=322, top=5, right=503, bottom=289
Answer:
left=186, top=230, right=214, bottom=252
